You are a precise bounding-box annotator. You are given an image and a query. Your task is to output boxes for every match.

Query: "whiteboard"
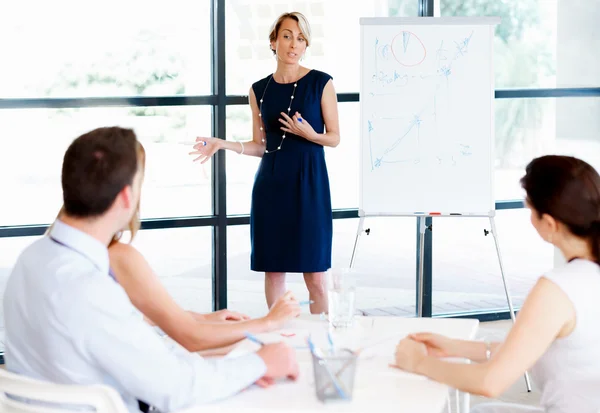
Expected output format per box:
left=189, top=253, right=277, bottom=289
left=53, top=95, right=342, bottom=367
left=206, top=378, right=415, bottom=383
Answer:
left=359, top=17, right=500, bottom=217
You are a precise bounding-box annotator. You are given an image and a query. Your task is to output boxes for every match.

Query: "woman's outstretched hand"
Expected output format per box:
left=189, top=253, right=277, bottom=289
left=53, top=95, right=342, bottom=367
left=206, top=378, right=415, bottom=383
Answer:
left=190, top=137, right=221, bottom=164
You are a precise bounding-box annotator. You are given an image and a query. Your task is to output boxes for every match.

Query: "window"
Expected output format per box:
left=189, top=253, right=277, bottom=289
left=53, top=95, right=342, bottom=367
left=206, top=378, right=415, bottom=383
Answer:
left=495, top=97, right=600, bottom=200
left=440, top=0, right=557, bottom=89
left=225, top=106, right=261, bottom=215
left=130, top=227, right=213, bottom=314
left=0, top=0, right=212, bottom=98
left=226, top=219, right=419, bottom=318
left=432, top=209, right=553, bottom=315
left=0, top=106, right=213, bottom=226
left=325, top=103, right=360, bottom=209
left=331, top=217, right=418, bottom=317
left=225, top=0, right=419, bottom=95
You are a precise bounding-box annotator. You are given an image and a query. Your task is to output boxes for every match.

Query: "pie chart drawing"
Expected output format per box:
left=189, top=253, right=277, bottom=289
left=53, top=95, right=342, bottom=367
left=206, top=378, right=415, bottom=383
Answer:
left=391, top=31, right=426, bottom=67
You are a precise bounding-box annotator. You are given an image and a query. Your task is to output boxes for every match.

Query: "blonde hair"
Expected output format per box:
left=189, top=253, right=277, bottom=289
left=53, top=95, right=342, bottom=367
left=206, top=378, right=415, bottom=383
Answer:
left=269, top=12, right=312, bottom=52
left=47, top=140, right=146, bottom=247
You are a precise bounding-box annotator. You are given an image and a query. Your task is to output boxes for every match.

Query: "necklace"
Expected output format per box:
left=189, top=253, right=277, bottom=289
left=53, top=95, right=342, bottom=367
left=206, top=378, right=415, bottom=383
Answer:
left=258, top=74, right=298, bottom=154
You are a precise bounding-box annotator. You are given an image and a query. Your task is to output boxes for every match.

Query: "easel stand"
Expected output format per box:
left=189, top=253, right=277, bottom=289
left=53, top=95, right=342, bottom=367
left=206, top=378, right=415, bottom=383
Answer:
left=349, top=212, right=532, bottom=393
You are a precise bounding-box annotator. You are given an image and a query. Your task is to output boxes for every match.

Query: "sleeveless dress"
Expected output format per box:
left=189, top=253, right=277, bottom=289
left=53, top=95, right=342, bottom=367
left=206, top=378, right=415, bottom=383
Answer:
left=250, top=70, right=333, bottom=273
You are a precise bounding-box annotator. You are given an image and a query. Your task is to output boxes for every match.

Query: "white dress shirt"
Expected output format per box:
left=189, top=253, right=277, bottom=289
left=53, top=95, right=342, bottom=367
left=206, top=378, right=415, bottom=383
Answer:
left=3, top=220, right=266, bottom=413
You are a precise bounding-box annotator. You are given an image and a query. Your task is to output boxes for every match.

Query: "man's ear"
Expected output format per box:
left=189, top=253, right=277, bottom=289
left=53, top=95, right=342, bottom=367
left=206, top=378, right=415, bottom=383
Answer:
left=118, top=185, right=134, bottom=210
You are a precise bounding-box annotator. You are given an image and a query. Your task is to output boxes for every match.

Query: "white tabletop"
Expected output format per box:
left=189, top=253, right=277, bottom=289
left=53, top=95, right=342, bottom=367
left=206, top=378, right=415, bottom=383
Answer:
left=177, top=315, right=479, bottom=413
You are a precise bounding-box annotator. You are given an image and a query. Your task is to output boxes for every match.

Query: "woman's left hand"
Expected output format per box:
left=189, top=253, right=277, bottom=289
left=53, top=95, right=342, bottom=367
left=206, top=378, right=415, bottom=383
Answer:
left=279, top=111, right=316, bottom=141
left=390, top=337, right=428, bottom=373
left=203, top=309, right=250, bottom=322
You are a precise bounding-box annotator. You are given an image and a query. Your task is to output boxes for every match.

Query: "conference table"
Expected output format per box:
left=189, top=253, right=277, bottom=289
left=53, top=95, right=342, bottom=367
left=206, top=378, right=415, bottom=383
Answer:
left=178, top=314, right=479, bottom=413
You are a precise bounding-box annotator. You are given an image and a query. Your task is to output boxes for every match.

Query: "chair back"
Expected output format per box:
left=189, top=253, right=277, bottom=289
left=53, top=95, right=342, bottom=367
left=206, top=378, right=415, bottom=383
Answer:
left=0, top=368, right=128, bottom=413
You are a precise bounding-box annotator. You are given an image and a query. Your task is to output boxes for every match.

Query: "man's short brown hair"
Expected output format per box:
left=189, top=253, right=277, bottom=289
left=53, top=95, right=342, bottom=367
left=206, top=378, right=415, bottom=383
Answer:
left=61, top=127, right=140, bottom=218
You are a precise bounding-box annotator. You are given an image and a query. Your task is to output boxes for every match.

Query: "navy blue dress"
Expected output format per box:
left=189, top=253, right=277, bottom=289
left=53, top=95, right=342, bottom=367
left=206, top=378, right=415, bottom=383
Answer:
left=250, top=70, right=333, bottom=273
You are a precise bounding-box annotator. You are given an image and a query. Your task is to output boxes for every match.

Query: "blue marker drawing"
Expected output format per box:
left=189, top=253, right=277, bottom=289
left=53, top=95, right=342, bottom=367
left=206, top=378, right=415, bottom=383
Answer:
left=368, top=120, right=375, bottom=170
left=454, top=31, right=474, bottom=56
left=439, top=65, right=451, bottom=78
left=367, top=30, right=476, bottom=169
left=436, top=41, right=448, bottom=61
left=460, top=144, right=472, bottom=156
left=402, top=31, right=411, bottom=53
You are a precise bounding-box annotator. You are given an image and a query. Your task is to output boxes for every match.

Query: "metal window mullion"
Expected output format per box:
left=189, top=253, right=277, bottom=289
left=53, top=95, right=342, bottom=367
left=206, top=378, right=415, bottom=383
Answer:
left=211, top=0, right=227, bottom=311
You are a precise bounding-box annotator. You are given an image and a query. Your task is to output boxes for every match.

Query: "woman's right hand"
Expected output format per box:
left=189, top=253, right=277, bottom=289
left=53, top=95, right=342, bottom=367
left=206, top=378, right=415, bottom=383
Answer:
left=408, top=332, right=457, bottom=358
left=189, top=137, right=221, bottom=164
left=264, top=291, right=301, bottom=330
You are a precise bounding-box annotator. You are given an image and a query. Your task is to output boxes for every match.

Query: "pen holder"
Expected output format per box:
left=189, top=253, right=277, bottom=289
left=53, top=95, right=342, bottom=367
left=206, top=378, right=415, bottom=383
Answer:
left=311, top=349, right=358, bottom=402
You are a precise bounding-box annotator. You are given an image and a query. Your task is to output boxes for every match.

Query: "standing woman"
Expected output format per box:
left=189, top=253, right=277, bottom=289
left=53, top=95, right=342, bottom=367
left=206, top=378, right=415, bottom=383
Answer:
left=190, top=12, right=340, bottom=314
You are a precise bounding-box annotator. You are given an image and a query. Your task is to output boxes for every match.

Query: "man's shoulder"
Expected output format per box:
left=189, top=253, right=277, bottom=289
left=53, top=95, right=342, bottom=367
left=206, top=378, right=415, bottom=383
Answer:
left=11, top=237, right=135, bottom=319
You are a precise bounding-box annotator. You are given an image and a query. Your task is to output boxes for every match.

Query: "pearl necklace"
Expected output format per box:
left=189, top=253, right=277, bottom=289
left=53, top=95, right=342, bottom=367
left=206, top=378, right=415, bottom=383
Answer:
left=258, top=74, right=298, bottom=154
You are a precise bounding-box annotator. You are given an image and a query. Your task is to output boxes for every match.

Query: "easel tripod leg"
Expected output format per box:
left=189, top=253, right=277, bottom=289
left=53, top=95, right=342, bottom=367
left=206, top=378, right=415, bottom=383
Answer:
left=350, top=216, right=365, bottom=269
left=417, top=216, right=426, bottom=318
left=489, top=216, right=532, bottom=392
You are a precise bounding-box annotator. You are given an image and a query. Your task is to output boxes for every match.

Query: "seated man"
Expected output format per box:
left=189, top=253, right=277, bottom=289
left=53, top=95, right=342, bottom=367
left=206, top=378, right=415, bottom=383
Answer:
left=3, top=127, right=299, bottom=413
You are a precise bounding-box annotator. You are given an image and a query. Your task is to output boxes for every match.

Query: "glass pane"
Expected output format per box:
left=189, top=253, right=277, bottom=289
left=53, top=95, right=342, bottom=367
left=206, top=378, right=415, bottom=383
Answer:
left=440, top=0, right=558, bottom=88
left=554, top=1, right=600, bottom=88
left=227, top=225, right=267, bottom=318
left=130, top=227, right=213, bottom=313
left=225, top=0, right=419, bottom=94
left=226, top=219, right=418, bottom=318
left=0, top=235, right=42, bottom=354
left=338, top=218, right=417, bottom=316
left=326, top=103, right=359, bottom=209
left=0, top=0, right=211, bottom=98
left=495, top=97, right=600, bottom=200
left=0, top=106, right=213, bottom=226
left=225, top=106, right=261, bottom=215
left=432, top=209, right=553, bottom=315
left=226, top=102, right=359, bottom=215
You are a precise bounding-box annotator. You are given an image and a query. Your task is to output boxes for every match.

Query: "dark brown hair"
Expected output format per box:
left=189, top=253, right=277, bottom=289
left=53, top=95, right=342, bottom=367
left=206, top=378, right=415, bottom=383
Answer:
left=520, top=155, right=600, bottom=263
left=61, top=127, right=142, bottom=218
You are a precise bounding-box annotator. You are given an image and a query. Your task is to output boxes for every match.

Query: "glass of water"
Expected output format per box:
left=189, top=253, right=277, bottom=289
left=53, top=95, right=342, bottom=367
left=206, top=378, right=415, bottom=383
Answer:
left=327, top=268, right=357, bottom=328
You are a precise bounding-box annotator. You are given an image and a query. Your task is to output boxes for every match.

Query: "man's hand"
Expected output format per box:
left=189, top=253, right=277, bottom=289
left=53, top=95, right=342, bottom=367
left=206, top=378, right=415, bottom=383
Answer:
left=255, top=342, right=299, bottom=387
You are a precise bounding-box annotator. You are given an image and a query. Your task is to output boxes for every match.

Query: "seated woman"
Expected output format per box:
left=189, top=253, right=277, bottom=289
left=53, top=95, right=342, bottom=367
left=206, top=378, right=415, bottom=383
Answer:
left=50, top=206, right=301, bottom=353
left=392, top=155, right=600, bottom=413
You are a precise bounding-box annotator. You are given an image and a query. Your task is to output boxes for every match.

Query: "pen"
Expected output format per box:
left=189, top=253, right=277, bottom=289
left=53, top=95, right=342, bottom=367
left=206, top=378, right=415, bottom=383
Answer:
left=327, top=332, right=335, bottom=354
left=298, top=300, right=314, bottom=306
left=244, top=332, right=265, bottom=346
